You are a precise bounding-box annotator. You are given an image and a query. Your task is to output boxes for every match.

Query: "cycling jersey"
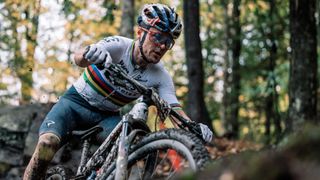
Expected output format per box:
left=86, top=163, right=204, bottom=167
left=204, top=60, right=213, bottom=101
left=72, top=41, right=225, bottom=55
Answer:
left=73, top=36, right=180, bottom=112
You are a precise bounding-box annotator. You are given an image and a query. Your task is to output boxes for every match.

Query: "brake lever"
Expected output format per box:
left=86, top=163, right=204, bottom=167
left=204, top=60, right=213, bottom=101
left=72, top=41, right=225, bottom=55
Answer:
left=170, top=110, right=204, bottom=141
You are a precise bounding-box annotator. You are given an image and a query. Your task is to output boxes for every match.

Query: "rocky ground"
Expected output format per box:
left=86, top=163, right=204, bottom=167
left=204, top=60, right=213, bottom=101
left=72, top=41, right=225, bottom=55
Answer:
left=1, top=104, right=320, bottom=180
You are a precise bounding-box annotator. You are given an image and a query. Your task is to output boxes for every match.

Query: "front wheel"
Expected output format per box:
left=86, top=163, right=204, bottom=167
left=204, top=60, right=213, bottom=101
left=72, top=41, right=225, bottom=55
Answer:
left=98, top=128, right=210, bottom=179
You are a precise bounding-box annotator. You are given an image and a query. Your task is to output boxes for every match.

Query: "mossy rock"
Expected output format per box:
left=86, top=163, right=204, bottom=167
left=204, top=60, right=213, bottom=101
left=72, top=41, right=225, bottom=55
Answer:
left=176, top=124, right=320, bottom=180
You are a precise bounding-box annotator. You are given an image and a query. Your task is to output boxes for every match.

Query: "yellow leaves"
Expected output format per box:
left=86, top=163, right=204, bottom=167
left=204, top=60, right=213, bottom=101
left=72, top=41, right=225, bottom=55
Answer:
left=239, top=106, right=258, bottom=119
left=35, top=60, right=80, bottom=95
left=3, top=68, right=13, bottom=75
left=64, top=8, right=121, bottom=44
left=257, top=1, right=269, bottom=10
left=176, top=86, right=188, bottom=97
left=257, top=76, right=264, bottom=83
left=279, top=94, right=289, bottom=112
left=247, top=2, right=256, bottom=11
left=247, top=1, right=269, bottom=12
left=10, top=11, right=21, bottom=20
left=239, top=95, right=245, bottom=102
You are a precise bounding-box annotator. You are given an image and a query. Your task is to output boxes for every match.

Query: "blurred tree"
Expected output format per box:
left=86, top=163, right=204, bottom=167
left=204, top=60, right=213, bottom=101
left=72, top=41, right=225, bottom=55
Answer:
left=1, top=0, right=41, bottom=104
left=183, top=0, right=213, bottom=131
left=61, top=0, right=119, bottom=62
left=263, top=0, right=281, bottom=143
left=222, top=0, right=241, bottom=139
left=34, top=0, right=120, bottom=97
left=199, top=0, right=229, bottom=137
left=120, top=0, right=134, bottom=38
left=287, top=0, right=318, bottom=131
left=238, top=0, right=289, bottom=142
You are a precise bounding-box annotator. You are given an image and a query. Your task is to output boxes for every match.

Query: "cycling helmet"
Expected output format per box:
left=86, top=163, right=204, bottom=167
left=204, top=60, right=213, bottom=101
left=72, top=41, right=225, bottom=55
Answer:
left=137, top=3, right=182, bottom=39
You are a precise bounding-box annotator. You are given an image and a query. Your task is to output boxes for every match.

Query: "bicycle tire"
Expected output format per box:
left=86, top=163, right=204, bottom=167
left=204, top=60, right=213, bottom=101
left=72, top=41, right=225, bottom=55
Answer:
left=45, top=165, right=73, bottom=180
left=98, top=128, right=210, bottom=179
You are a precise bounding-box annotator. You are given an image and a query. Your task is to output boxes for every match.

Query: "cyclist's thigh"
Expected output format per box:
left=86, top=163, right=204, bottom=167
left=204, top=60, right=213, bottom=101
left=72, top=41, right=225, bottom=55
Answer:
left=39, top=98, right=79, bottom=143
left=96, top=115, right=121, bottom=143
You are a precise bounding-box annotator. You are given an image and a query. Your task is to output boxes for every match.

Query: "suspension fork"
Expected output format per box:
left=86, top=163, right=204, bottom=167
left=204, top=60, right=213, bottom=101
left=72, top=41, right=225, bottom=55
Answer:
left=115, top=114, right=131, bottom=180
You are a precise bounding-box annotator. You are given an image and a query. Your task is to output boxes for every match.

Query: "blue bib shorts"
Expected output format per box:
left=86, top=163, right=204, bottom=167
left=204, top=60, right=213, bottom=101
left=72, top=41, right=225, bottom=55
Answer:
left=39, top=86, right=121, bottom=144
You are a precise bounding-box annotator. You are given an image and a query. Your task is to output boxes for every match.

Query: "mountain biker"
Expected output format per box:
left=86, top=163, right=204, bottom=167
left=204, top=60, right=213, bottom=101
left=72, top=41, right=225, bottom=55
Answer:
left=23, top=3, right=213, bottom=180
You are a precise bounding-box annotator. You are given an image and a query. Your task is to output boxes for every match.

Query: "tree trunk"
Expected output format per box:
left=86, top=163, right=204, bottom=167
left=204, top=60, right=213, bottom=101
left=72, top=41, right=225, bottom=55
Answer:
left=183, top=0, right=213, bottom=131
left=222, top=0, right=241, bottom=139
left=120, top=0, right=134, bottom=38
left=265, top=0, right=281, bottom=143
left=287, top=0, right=317, bottom=131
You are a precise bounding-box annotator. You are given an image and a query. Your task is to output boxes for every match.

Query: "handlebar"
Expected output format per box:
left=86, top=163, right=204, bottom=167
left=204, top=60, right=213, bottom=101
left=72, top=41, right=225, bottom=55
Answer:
left=82, top=47, right=203, bottom=139
left=104, top=63, right=204, bottom=140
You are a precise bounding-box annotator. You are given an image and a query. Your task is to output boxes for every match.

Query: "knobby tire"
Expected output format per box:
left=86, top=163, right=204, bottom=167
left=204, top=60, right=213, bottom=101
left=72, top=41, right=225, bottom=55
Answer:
left=98, top=128, right=210, bottom=180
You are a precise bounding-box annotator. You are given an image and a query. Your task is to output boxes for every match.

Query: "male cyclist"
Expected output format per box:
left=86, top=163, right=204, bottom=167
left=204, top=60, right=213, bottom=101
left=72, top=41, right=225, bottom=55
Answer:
left=23, top=3, right=213, bottom=179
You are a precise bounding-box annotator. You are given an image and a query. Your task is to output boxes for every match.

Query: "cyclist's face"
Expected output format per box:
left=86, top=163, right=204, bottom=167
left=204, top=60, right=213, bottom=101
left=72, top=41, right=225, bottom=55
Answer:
left=138, top=27, right=174, bottom=64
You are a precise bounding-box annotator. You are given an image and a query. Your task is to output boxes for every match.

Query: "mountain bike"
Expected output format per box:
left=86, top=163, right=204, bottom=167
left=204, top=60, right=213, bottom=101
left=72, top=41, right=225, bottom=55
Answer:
left=46, top=63, right=211, bottom=180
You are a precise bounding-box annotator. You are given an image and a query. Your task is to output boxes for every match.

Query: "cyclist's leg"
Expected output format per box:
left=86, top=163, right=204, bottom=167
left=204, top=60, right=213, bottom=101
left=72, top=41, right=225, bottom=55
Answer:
left=95, top=115, right=121, bottom=143
left=23, top=133, right=60, bottom=180
left=23, top=98, right=79, bottom=180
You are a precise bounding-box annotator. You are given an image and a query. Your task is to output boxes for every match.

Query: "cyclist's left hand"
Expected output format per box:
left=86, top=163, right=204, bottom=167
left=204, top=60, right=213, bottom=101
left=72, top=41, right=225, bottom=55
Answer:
left=198, top=123, right=213, bottom=143
left=84, top=44, right=112, bottom=68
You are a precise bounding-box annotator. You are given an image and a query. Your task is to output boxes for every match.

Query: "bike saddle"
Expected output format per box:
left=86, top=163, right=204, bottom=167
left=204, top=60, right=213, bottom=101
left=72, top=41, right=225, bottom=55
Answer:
left=72, top=125, right=103, bottom=141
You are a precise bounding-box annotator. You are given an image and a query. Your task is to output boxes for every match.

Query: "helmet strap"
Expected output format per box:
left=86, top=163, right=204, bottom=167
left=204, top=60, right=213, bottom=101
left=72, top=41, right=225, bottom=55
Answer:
left=139, top=31, right=152, bottom=64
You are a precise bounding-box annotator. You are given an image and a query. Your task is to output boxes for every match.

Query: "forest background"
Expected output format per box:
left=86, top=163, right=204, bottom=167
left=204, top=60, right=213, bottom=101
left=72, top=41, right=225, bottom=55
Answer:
left=0, top=0, right=319, bottom=146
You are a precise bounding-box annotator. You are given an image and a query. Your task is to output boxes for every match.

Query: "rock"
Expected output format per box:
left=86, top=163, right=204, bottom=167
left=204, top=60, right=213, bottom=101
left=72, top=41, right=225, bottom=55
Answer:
left=4, top=166, right=25, bottom=180
left=176, top=124, right=320, bottom=180
left=23, top=103, right=54, bottom=157
left=0, top=103, right=53, bottom=166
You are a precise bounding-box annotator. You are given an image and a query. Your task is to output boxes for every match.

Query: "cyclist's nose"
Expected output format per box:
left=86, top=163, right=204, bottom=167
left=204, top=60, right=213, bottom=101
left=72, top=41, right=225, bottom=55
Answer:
left=160, top=43, right=167, bottom=50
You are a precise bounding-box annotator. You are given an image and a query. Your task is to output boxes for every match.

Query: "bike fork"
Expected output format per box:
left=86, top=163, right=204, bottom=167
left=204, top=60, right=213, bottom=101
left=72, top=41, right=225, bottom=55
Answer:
left=115, top=114, right=130, bottom=180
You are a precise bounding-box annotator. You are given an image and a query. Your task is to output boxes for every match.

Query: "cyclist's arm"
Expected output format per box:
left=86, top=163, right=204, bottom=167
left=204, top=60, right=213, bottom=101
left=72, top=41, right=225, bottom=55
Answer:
left=155, top=68, right=192, bottom=123
left=172, top=107, right=191, bottom=121
left=169, top=107, right=193, bottom=128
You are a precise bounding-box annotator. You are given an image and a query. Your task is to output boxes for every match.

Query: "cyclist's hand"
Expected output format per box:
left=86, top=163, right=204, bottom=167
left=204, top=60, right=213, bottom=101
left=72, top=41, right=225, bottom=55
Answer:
left=84, top=44, right=112, bottom=67
left=198, top=123, right=213, bottom=143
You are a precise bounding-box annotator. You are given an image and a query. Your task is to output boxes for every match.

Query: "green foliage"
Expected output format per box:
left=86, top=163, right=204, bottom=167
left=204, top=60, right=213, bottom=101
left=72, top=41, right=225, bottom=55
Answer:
left=0, top=82, right=6, bottom=90
left=102, top=1, right=117, bottom=24
left=197, top=0, right=291, bottom=142
left=237, top=0, right=289, bottom=142
left=62, top=0, right=75, bottom=15
left=0, top=0, right=312, bottom=145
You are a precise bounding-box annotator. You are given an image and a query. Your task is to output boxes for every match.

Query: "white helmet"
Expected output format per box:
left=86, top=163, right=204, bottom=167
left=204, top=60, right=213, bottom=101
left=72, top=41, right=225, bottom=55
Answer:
left=137, top=3, right=182, bottom=39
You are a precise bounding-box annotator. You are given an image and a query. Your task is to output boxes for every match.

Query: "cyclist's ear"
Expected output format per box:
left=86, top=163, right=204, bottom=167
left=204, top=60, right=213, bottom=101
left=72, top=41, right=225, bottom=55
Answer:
left=137, top=27, right=144, bottom=38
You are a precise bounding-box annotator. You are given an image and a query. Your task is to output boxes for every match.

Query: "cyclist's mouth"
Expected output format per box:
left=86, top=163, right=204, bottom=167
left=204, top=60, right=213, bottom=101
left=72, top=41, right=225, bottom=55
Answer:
left=152, top=51, right=161, bottom=58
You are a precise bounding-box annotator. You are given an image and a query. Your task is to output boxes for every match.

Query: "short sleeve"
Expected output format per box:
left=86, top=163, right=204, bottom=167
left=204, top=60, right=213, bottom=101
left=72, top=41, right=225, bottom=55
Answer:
left=157, top=69, right=181, bottom=107
left=96, top=36, right=132, bottom=63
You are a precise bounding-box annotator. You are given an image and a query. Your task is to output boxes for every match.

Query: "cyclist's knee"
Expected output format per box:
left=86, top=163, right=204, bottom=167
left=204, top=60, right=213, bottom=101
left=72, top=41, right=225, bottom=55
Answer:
left=38, top=133, right=60, bottom=147
left=37, top=133, right=61, bottom=160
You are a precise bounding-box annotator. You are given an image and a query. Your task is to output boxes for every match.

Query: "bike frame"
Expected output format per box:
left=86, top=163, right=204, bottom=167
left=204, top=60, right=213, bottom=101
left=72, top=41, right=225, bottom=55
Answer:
left=73, top=113, right=147, bottom=179
left=69, top=64, right=204, bottom=179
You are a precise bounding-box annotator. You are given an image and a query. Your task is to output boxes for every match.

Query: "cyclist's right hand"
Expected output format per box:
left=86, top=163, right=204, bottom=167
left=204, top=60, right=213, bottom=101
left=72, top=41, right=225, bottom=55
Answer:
left=84, top=44, right=112, bottom=67
left=198, top=123, right=213, bottom=143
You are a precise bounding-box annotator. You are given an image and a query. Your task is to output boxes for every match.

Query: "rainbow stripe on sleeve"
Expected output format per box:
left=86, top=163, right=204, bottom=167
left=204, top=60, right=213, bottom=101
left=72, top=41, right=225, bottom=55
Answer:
left=83, top=65, right=137, bottom=106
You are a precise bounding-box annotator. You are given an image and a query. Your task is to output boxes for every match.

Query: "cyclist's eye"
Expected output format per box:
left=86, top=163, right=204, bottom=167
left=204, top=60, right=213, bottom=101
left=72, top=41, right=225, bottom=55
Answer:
left=153, top=33, right=164, bottom=42
left=149, top=31, right=175, bottom=49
